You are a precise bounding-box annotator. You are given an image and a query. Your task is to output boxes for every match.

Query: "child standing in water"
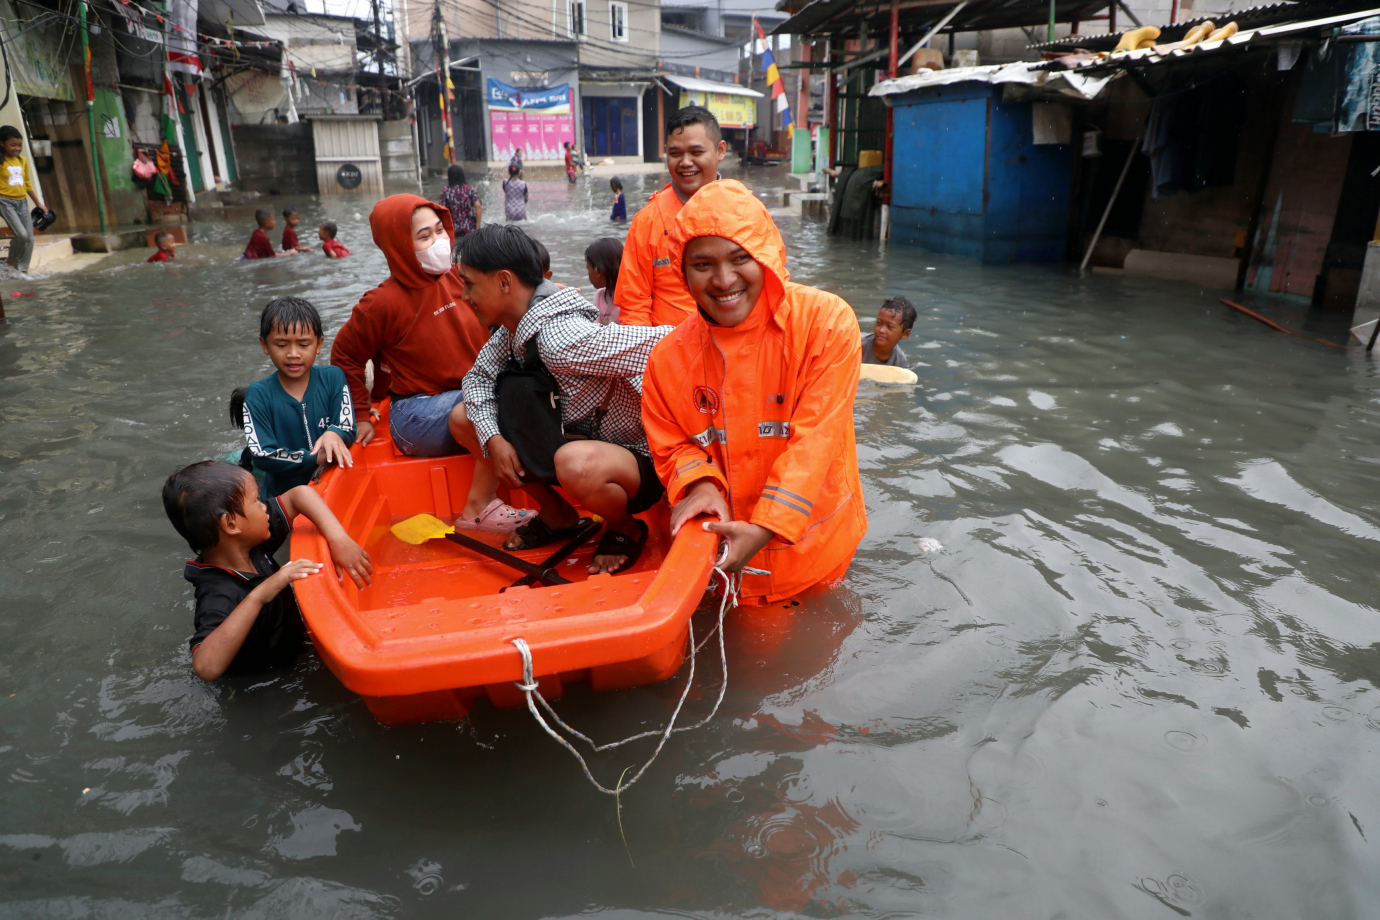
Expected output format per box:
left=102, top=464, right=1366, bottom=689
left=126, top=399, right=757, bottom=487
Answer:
left=240, top=297, right=356, bottom=496
left=563, top=142, right=578, bottom=184
left=243, top=209, right=296, bottom=260
left=281, top=206, right=310, bottom=253
left=163, top=460, right=371, bottom=680
left=439, top=164, right=481, bottom=246
left=861, top=296, right=915, bottom=368
left=609, top=177, right=626, bottom=221
left=0, top=125, right=42, bottom=274
left=502, top=165, right=528, bottom=222
left=585, top=237, right=623, bottom=324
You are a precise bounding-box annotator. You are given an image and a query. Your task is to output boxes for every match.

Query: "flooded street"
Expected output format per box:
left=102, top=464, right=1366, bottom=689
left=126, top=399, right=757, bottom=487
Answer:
left=4, top=164, right=1380, bottom=918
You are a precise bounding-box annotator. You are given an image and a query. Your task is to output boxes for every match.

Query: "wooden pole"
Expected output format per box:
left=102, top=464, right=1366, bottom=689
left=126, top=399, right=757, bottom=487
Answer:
left=883, top=0, right=898, bottom=199
left=825, top=39, right=835, bottom=165
left=1080, top=135, right=1140, bottom=274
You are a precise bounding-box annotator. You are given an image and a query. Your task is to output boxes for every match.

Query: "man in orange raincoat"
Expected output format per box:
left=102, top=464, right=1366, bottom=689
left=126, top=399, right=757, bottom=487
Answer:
left=640, top=180, right=866, bottom=605
left=614, top=105, right=727, bottom=328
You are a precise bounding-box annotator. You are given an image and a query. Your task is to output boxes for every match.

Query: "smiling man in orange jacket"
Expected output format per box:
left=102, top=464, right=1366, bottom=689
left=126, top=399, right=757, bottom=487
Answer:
left=640, top=180, right=867, bottom=605
left=614, top=105, right=727, bottom=328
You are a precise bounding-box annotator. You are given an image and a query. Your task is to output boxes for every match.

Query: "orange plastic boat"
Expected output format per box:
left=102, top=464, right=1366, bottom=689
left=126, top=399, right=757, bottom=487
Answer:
left=288, top=403, right=719, bottom=726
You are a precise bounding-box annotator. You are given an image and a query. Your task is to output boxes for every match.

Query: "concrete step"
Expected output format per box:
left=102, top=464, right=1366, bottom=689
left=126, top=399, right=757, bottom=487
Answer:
left=784, top=192, right=829, bottom=218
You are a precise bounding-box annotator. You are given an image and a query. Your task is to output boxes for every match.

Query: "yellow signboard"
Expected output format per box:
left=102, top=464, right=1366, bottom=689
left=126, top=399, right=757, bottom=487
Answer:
left=678, top=91, right=756, bottom=130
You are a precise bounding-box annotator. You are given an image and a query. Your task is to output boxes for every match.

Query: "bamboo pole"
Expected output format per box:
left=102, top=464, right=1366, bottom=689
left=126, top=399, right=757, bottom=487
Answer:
left=80, top=0, right=107, bottom=233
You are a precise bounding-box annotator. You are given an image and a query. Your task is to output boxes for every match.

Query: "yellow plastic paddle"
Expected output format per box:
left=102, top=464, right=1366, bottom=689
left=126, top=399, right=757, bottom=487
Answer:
left=391, top=512, right=575, bottom=585
left=390, top=512, right=605, bottom=587
left=390, top=513, right=456, bottom=546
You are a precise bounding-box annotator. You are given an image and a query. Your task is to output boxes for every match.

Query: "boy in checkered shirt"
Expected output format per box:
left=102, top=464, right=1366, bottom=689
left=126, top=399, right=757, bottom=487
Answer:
left=453, top=226, right=673, bottom=575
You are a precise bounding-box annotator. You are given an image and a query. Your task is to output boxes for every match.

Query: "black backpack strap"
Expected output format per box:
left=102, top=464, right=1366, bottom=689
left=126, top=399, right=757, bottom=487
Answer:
left=524, top=337, right=541, bottom=369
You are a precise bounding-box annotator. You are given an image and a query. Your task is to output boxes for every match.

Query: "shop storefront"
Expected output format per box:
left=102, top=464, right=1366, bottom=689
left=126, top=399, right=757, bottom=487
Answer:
left=661, top=75, right=762, bottom=154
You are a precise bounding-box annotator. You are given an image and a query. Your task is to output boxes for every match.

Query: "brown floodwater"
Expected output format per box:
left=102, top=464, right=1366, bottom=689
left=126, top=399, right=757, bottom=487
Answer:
left=1, top=163, right=1379, bottom=918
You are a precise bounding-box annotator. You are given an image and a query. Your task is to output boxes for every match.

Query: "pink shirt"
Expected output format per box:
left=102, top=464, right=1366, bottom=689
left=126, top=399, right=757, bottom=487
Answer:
left=594, top=287, right=619, bottom=325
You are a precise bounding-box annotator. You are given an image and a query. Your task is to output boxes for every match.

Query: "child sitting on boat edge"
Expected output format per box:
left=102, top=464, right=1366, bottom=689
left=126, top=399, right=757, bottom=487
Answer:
left=451, top=224, right=674, bottom=575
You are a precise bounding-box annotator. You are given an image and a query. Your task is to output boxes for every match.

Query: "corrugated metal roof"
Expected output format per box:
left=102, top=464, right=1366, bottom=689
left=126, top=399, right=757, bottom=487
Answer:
left=1029, top=0, right=1308, bottom=50
left=869, top=59, right=1116, bottom=99
left=1032, top=6, right=1380, bottom=73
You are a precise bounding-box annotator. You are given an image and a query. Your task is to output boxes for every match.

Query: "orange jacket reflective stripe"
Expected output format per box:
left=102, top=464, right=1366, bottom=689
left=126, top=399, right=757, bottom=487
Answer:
left=614, top=184, right=698, bottom=327
left=641, top=180, right=867, bottom=605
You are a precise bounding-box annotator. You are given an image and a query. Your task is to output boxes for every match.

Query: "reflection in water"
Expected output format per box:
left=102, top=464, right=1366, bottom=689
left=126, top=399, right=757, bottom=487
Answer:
left=2, top=165, right=1380, bottom=916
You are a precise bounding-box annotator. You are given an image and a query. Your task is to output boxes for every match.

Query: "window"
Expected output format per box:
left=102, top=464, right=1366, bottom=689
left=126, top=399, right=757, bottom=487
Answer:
left=610, top=2, right=628, bottom=41
left=567, top=0, right=586, bottom=39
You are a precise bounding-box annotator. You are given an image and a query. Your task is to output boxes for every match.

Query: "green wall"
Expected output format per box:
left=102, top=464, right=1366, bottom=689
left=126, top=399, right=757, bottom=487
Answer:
left=92, top=87, right=145, bottom=225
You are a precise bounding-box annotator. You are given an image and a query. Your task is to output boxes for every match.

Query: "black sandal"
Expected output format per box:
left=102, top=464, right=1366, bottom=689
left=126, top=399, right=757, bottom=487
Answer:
left=505, top=516, right=593, bottom=551
left=590, top=519, right=649, bottom=575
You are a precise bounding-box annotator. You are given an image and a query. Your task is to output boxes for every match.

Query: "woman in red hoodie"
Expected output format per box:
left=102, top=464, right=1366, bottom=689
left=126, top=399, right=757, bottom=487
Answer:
left=330, top=194, right=533, bottom=532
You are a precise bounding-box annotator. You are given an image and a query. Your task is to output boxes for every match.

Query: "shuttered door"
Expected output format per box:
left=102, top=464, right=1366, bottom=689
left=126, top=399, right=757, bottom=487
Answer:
left=310, top=117, right=384, bottom=196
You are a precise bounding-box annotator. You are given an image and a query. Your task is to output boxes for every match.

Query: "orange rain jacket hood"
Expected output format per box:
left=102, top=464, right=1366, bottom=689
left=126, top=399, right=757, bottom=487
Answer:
left=641, top=180, right=866, bottom=605
left=330, top=194, right=490, bottom=412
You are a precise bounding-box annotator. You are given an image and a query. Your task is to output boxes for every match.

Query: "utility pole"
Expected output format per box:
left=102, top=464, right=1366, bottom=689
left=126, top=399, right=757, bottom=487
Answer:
left=79, top=0, right=107, bottom=233
left=432, top=0, right=455, bottom=164
left=370, top=0, right=383, bottom=112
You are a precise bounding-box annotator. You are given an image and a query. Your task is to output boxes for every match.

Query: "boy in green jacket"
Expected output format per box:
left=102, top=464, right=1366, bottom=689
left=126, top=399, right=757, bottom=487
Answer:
left=240, top=297, right=356, bottom=496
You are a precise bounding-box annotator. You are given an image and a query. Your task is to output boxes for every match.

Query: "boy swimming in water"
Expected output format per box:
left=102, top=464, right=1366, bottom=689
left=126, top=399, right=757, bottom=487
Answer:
left=240, top=297, right=355, bottom=496
left=163, top=460, right=370, bottom=680
left=862, top=296, right=915, bottom=367
left=319, top=221, right=350, bottom=258
left=641, top=180, right=866, bottom=602
left=146, top=231, right=177, bottom=263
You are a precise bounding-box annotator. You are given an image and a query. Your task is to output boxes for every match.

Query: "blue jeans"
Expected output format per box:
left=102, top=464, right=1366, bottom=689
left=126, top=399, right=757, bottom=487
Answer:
left=389, top=391, right=465, bottom=457
left=0, top=197, right=33, bottom=272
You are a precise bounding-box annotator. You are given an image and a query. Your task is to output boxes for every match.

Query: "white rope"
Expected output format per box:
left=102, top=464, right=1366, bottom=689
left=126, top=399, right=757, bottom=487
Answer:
left=510, top=557, right=763, bottom=796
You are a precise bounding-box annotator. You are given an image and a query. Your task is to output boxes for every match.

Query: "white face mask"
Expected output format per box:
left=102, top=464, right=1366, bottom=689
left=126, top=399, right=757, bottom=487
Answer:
left=415, top=233, right=452, bottom=275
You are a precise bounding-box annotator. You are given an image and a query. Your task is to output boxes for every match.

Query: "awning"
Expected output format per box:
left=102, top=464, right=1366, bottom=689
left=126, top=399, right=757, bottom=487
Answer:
left=660, top=74, right=764, bottom=99
left=870, top=61, right=1114, bottom=101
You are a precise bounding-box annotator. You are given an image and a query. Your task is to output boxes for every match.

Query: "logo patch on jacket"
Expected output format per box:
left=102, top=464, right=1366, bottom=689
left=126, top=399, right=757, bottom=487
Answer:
left=758, top=421, right=790, bottom=438
left=692, top=386, right=720, bottom=414
left=653, top=257, right=671, bottom=268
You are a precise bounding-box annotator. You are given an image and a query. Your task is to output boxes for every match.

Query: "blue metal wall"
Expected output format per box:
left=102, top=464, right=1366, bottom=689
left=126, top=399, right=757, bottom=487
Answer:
left=889, top=83, right=1073, bottom=263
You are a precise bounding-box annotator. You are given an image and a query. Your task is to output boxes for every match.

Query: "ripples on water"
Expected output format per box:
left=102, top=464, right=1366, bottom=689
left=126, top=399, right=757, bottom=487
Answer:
left=2, top=165, right=1380, bottom=917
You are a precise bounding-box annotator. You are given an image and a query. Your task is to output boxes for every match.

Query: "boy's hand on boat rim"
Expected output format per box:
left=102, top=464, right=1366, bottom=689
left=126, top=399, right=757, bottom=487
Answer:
left=487, top=436, right=525, bottom=489
left=703, top=521, right=774, bottom=574
left=671, top=480, right=728, bottom=536
left=311, top=431, right=353, bottom=468
left=355, top=420, right=375, bottom=446
left=326, top=536, right=373, bottom=588
left=263, top=559, right=323, bottom=597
